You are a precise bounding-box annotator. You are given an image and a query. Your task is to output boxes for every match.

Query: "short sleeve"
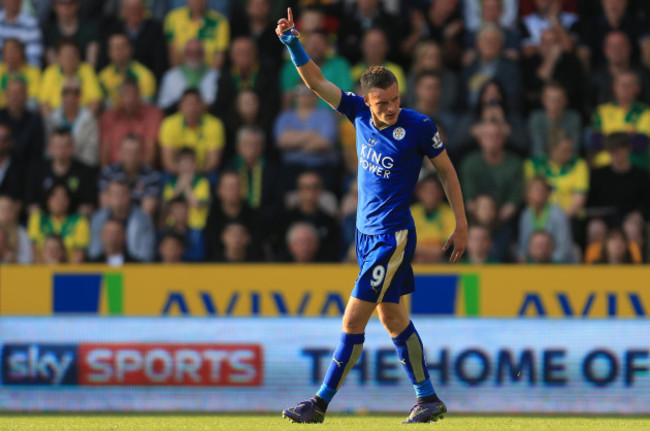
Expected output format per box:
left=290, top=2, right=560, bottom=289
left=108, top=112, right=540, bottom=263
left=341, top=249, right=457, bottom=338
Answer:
left=73, top=217, right=90, bottom=249
left=159, top=117, right=176, bottom=147
left=215, top=16, right=230, bottom=51
left=573, top=159, right=589, bottom=193
left=194, top=178, right=210, bottom=204
left=336, top=90, right=367, bottom=123
left=27, top=212, right=41, bottom=243
left=207, top=117, right=225, bottom=150
left=419, top=117, right=445, bottom=159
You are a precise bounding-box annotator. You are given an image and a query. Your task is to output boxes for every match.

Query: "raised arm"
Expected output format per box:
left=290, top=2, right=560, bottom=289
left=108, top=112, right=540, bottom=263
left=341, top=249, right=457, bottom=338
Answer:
left=276, top=8, right=341, bottom=109
left=431, top=150, right=468, bottom=263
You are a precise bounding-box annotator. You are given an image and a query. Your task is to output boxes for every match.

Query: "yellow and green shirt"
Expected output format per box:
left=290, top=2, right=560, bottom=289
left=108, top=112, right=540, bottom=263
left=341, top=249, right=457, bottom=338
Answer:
left=410, top=203, right=455, bottom=246
left=591, top=101, right=650, bottom=168
left=163, top=175, right=211, bottom=229
left=524, top=156, right=589, bottom=213
left=0, top=63, right=41, bottom=108
left=27, top=212, right=90, bottom=260
left=99, top=61, right=156, bottom=107
left=39, top=62, right=102, bottom=109
left=351, top=61, right=407, bottom=94
left=164, top=7, right=230, bottom=66
left=159, top=112, right=225, bottom=169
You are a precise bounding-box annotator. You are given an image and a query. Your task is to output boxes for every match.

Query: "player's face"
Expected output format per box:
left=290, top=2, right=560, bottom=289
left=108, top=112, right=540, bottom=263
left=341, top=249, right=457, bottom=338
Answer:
left=365, top=83, right=401, bottom=128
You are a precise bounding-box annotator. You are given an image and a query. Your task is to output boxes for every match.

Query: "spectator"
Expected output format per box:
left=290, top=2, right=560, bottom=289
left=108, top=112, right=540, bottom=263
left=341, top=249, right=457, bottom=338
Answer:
left=585, top=228, right=642, bottom=264
left=470, top=194, right=513, bottom=261
left=522, top=27, right=585, bottom=112
left=0, top=78, right=44, bottom=166
left=100, top=79, right=163, bottom=167
left=0, top=226, right=10, bottom=262
left=41, top=234, right=67, bottom=264
left=462, top=0, right=519, bottom=33
left=351, top=28, right=406, bottom=96
left=27, top=182, right=89, bottom=263
left=157, top=39, right=219, bottom=112
left=336, top=0, right=396, bottom=65
left=274, top=84, right=338, bottom=193
left=590, top=70, right=650, bottom=169
left=527, top=82, right=582, bottom=156
left=164, top=0, right=231, bottom=69
left=0, top=0, right=43, bottom=66
left=461, top=24, right=523, bottom=113
left=456, top=80, right=527, bottom=153
left=43, top=0, right=99, bottom=67
left=463, top=0, right=520, bottom=65
left=411, top=175, right=455, bottom=263
left=158, top=230, right=185, bottom=263
left=622, top=211, right=646, bottom=260
left=88, top=217, right=141, bottom=265
left=0, top=195, right=31, bottom=263
left=284, top=221, right=321, bottom=263
left=526, top=230, right=556, bottom=264
left=99, top=135, right=161, bottom=217
left=39, top=38, right=102, bottom=117
left=27, top=128, right=94, bottom=217
left=590, top=31, right=650, bottom=108
left=579, top=0, right=650, bottom=68
left=150, top=0, right=230, bottom=22
left=405, top=40, right=459, bottom=113
left=461, top=121, right=523, bottom=224
left=213, top=36, right=279, bottom=124
left=525, top=132, right=588, bottom=219
left=518, top=177, right=574, bottom=263
left=462, top=224, right=499, bottom=264
left=213, top=221, right=256, bottom=262
left=0, top=123, right=27, bottom=202
left=204, top=170, right=263, bottom=260
left=587, top=133, right=650, bottom=227
left=401, top=0, right=465, bottom=68
left=339, top=179, right=358, bottom=258
left=45, top=77, right=99, bottom=167
left=163, top=196, right=205, bottom=262
left=162, top=147, right=210, bottom=230
left=0, top=38, right=40, bottom=110
left=230, top=0, right=283, bottom=68
left=88, top=179, right=155, bottom=262
left=273, top=171, right=341, bottom=262
left=99, top=0, right=168, bottom=83
left=226, top=125, right=281, bottom=218
left=224, top=89, right=271, bottom=159
left=520, top=0, right=579, bottom=58
left=410, top=71, right=456, bottom=145
left=280, top=29, right=352, bottom=109
left=159, top=88, right=225, bottom=174
left=98, top=32, right=156, bottom=108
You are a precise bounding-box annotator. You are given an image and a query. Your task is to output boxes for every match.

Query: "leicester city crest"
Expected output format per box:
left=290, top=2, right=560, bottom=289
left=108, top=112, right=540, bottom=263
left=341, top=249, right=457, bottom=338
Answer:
left=393, top=127, right=406, bottom=140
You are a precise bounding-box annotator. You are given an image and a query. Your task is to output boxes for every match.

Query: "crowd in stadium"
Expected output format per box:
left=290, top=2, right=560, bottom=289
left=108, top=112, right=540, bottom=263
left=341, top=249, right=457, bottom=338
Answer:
left=0, top=0, right=649, bottom=265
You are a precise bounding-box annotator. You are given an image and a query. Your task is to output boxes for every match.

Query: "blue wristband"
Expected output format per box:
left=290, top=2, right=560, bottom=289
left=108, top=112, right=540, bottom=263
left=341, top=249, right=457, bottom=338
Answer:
left=279, top=27, right=310, bottom=67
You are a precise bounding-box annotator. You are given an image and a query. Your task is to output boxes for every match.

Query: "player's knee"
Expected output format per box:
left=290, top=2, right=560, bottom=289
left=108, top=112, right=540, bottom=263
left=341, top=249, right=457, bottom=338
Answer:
left=379, top=312, right=409, bottom=337
left=342, top=315, right=366, bottom=334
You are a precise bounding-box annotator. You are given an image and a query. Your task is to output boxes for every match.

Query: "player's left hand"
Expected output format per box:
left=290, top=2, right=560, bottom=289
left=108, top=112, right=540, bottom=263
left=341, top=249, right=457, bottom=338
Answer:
left=443, top=227, right=467, bottom=264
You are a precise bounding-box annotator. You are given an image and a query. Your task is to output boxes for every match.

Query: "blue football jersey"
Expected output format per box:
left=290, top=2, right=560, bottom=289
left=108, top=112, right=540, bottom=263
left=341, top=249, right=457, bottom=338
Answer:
left=337, top=90, right=446, bottom=235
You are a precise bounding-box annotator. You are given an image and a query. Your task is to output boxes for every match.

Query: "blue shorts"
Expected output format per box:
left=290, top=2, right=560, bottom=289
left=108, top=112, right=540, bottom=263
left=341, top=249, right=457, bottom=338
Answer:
left=352, top=228, right=417, bottom=304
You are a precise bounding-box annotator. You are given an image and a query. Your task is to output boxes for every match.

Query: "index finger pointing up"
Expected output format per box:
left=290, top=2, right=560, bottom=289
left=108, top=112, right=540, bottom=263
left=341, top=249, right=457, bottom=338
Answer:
left=288, top=7, right=294, bottom=25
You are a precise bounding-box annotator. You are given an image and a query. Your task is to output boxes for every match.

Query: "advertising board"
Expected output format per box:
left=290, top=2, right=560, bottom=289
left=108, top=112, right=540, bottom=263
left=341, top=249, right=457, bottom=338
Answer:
left=1, top=317, right=648, bottom=413
left=1, top=265, right=649, bottom=317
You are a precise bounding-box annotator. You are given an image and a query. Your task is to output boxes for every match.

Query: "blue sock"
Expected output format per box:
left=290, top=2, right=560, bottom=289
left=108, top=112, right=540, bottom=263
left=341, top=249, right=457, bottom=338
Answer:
left=316, top=332, right=364, bottom=403
left=392, top=321, right=435, bottom=398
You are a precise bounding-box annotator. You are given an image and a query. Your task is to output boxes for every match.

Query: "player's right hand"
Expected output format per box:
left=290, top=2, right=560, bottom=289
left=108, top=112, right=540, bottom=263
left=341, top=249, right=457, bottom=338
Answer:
left=276, top=7, right=299, bottom=38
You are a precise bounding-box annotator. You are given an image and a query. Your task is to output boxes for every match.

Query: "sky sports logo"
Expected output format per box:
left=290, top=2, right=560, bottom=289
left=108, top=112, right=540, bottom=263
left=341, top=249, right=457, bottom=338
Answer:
left=411, top=274, right=481, bottom=316
left=1, top=344, right=263, bottom=386
left=53, top=273, right=124, bottom=314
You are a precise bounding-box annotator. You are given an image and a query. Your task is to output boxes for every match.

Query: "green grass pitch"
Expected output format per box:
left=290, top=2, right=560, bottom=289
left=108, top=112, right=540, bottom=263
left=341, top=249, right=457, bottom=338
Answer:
left=0, top=415, right=649, bottom=431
